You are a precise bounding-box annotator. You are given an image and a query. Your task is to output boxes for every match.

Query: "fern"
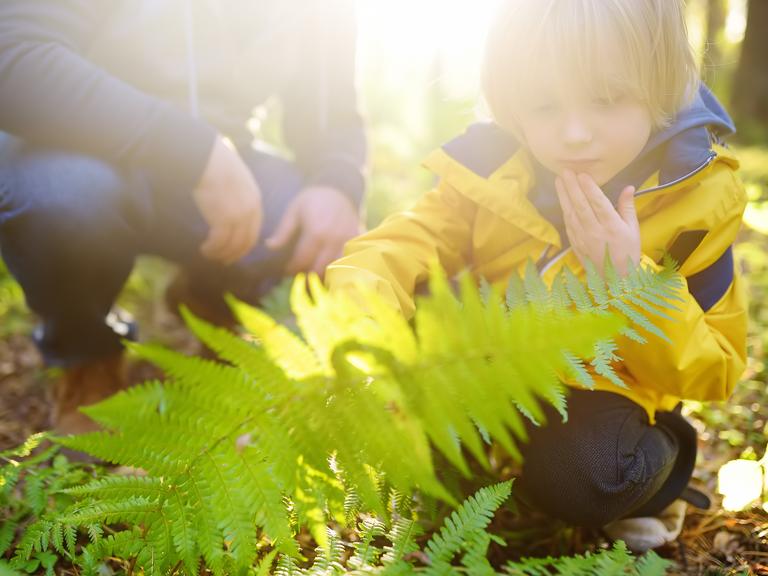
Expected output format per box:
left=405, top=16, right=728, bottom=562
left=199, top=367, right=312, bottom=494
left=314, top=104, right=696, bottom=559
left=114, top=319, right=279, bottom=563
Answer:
left=4, top=444, right=675, bottom=575
left=348, top=516, right=386, bottom=570
left=505, top=540, right=672, bottom=575
left=381, top=515, right=422, bottom=566
left=422, top=481, right=512, bottom=575
left=5, top=262, right=683, bottom=574
left=524, top=258, right=684, bottom=389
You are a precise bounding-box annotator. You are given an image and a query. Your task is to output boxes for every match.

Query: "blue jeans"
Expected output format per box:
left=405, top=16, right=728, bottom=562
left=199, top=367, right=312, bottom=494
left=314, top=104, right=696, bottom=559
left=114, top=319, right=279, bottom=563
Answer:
left=0, top=134, right=302, bottom=367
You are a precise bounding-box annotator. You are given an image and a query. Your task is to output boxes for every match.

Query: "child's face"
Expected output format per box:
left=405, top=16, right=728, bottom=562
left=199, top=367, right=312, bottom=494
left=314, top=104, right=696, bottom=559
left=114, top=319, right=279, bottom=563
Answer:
left=516, top=85, right=653, bottom=187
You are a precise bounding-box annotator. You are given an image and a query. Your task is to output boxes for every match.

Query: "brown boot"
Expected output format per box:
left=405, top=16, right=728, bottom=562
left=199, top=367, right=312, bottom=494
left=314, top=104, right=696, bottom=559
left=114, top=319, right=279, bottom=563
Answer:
left=50, top=353, right=128, bottom=436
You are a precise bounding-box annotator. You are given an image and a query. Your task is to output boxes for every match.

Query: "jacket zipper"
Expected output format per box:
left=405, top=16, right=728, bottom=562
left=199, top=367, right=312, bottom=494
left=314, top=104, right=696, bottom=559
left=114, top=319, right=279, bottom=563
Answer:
left=538, top=151, right=718, bottom=276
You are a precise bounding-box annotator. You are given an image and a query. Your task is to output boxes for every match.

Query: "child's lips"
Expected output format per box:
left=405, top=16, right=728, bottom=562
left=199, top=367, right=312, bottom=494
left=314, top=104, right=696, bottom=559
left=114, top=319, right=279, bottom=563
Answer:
left=559, top=159, right=600, bottom=172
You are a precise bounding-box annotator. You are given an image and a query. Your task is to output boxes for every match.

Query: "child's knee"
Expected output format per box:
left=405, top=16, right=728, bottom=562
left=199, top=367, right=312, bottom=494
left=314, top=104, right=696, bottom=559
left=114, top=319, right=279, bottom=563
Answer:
left=519, top=429, right=678, bottom=527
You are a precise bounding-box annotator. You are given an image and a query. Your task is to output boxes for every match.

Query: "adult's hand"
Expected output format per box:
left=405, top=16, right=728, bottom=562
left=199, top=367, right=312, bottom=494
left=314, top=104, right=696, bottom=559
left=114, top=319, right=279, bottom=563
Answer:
left=193, top=136, right=263, bottom=265
left=266, top=186, right=362, bottom=276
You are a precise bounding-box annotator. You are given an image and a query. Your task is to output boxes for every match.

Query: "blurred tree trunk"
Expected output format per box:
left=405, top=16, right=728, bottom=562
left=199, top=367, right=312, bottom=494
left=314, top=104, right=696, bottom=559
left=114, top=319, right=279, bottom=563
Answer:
left=732, top=0, right=768, bottom=140
left=704, top=0, right=726, bottom=73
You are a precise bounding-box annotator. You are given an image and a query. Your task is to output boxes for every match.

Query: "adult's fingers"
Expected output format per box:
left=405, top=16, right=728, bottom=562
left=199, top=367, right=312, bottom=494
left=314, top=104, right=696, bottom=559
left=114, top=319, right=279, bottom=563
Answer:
left=285, top=233, right=321, bottom=275
left=234, top=204, right=263, bottom=263
left=220, top=219, right=256, bottom=265
left=201, top=224, right=236, bottom=263
left=310, top=244, right=342, bottom=278
left=266, top=201, right=299, bottom=250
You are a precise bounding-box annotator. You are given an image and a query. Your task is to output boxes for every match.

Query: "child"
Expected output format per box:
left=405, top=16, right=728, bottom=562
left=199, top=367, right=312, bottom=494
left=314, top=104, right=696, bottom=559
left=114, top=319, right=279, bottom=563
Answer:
left=326, top=0, right=748, bottom=550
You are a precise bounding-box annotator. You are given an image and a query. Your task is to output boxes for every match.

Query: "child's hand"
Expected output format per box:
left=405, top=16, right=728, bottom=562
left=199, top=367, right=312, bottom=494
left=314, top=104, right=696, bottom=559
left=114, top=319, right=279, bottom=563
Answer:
left=555, top=170, right=640, bottom=278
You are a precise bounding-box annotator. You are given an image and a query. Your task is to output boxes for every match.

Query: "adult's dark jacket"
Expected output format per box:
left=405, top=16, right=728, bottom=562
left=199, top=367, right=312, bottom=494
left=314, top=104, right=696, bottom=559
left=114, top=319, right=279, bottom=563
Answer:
left=0, top=0, right=366, bottom=205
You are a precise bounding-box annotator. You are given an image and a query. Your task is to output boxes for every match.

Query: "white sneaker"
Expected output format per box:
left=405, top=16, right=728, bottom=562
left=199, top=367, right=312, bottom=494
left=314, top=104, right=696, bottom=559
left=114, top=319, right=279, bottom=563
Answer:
left=602, top=499, right=687, bottom=552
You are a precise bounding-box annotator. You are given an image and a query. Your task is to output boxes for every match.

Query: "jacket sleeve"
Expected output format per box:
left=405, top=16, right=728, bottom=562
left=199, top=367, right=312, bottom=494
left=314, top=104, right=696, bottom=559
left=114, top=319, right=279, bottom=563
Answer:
left=279, top=0, right=367, bottom=208
left=617, top=164, right=748, bottom=402
left=0, top=1, right=216, bottom=192
left=325, top=181, right=477, bottom=318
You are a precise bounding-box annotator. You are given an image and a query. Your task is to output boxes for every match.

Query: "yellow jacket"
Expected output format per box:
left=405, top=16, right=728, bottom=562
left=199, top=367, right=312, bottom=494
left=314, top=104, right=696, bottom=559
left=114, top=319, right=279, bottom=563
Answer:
left=327, top=95, right=748, bottom=421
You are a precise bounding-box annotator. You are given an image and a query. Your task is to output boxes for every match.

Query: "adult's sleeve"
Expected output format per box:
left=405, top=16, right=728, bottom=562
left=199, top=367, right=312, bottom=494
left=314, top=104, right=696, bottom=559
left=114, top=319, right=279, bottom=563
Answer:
left=0, top=1, right=216, bottom=192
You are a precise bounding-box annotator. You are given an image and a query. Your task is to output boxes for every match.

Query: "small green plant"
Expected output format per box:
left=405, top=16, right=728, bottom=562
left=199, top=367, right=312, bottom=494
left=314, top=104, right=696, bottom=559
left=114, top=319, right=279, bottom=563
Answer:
left=0, top=434, right=101, bottom=576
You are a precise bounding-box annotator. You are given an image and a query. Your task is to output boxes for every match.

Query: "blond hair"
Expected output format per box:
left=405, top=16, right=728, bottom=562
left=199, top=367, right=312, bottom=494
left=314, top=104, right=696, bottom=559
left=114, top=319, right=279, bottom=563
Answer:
left=482, top=0, right=699, bottom=132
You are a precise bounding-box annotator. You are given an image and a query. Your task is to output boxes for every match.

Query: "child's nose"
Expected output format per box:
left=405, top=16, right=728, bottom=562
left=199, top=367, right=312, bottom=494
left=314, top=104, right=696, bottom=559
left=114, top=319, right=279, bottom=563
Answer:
left=561, top=114, right=593, bottom=146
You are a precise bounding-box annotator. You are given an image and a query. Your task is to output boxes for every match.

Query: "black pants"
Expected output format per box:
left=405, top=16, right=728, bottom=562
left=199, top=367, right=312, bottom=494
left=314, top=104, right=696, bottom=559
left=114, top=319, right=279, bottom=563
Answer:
left=517, top=390, right=698, bottom=528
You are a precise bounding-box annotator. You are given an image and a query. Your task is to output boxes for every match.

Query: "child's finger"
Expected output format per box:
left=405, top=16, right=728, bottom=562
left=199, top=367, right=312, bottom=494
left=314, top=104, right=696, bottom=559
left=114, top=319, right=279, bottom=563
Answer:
left=577, top=174, right=622, bottom=228
left=554, top=176, right=571, bottom=211
left=556, top=177, right=585, bottom=248
left=561, top=170, right=598, bottom=228
left=617, top=186, right=638, bottom=229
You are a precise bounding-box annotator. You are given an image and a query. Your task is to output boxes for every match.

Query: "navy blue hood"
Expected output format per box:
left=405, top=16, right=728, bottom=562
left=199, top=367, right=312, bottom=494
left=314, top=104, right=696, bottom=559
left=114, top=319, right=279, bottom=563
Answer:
left=600, top=82, right=734, bottom=198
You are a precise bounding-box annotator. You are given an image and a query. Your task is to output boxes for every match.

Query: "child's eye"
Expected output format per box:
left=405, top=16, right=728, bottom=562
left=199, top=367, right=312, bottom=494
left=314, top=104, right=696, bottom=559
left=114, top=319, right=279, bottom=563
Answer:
left=592, top=93, right=625, bottom=108
left=532, top=103, right=557, bottom=115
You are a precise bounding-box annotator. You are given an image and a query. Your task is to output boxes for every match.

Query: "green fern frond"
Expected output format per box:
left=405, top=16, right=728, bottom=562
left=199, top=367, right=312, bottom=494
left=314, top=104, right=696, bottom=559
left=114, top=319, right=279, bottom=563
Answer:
left=505, top=540, right=672, bottom=575
left=590, top=340, right=625, bottom=388
left=523, top=260, right=551, bottom=307
left=79, top=528, right=145, bottom=576
left=0, top=520, right=18, bottom=557
left=307, top=527, right=346, bottom=575
left=608, top=300, right=671, bottom=344
left=382, top=516, right=421, bottom=566
left=43, top=264, right=631, bottom=573
left=633, top=549, right=675, bottom=575
left=423, top=480, right=512, bottom=574
left=0, top=432, right=47, bottom=460
left=275, top=553, right=306, bottom=576
left=561, top=351, right=595, bottom=389
left=163, top=486, right=199, bottom=574
left=562, top=267, right=594, bottom=312
left=61, top=475, right=167, bottom=500
left=227, top=294, right=322, bottom=379
left=59, top=496, right=159, bottom=526
left=583, top=261, right=610, bottom=308
left=348, top=516, right=385, bottom=570
left=505, top=273, right=527, bottom=309
left=460, top=532, right=496, bottom=576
